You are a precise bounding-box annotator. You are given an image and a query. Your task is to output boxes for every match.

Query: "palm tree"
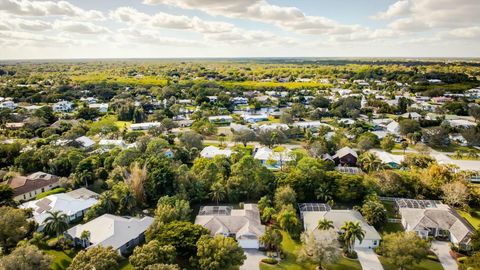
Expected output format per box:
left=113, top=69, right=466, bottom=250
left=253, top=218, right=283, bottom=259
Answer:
left=119, top=191, right=136, bottom=215
left=259, top=227, right=283, bottom=256
left=359, top=152, right=383, bottom=172
left=468, top=149, right=479, bottom=159
left=401, top=141, right=409, bottom=154
left=261, top=207, right=277, bottom=223
left=100, top=190, right=116, bottom=213
left=340, top=221, right=365, bottom=255
left=209, top=182, right=226, bottom=205
left=276, top=206, right=299, bottom=233
left=315, top=184, right=332, bottom=202
left=318, top=219, right=334, bottom=230
left=43, top=211, right=69, bottom=237
left=80, top=230, right=91, bottom=248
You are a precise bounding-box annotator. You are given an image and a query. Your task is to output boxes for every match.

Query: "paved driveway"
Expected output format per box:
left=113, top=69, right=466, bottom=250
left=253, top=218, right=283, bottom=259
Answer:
left=431, top=241, right=458, bottom=270
left=240, top=249, right=267, bottom=270
left=355, top=247, right=384, bottom=270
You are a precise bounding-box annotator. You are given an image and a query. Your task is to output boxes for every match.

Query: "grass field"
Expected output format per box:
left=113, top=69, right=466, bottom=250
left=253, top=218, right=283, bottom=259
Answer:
left=44, top=249, right=74, bottom=270
left=259, top=231, right=362, bottom=270
left=458, top=207, right=480, bottom=229
left=72, top=73, right=167, bottom=86
left=379, top=256, right=444, bottom=270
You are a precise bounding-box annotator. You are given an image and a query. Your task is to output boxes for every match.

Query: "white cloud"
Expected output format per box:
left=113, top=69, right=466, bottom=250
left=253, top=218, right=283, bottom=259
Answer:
left=143, top=0, right=366, bottom=37
left=371, top=0, right=410, bottom=20
left=54, top=21, right=109, bottom=34
left=442, top=26, right=480, bottom=39
left=117, top=28, right=202, bottom=46
left=110, top=7, right=234, bottom=33
left=374, top=0, right=480, bottom=33
left=0, top=0, right=105, bottom=20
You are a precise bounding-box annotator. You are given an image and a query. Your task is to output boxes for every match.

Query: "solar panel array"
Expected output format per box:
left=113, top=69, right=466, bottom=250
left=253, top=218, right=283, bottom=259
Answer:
left=298, top=203, right=331, bottom=213
left=395, top=198, right=437, bottom=209
left=198, top=205, right=232, bottom=216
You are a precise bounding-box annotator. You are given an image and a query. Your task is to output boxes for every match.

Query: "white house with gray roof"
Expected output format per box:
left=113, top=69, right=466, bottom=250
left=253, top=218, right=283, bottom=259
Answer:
left=65, top=214, right=154, bottom=256
left=396, top=199, right=474, bottom=249
left=300, top=203, right=381, bottom=249
left=195, top=204, right=265, bottom=249
left=20, top=188, right=99, bottom=230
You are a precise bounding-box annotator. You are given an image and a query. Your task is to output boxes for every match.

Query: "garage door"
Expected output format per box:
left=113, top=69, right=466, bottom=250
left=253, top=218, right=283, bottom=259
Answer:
left=238, top=240, right=259, bottom=249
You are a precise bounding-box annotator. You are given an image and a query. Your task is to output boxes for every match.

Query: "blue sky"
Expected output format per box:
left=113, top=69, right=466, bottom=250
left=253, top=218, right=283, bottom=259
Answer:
left=0, top=0, right=479, bottom=59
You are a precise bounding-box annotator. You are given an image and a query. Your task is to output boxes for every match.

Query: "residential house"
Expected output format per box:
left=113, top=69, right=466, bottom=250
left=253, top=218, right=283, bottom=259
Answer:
left=20, top=188, right=99, bottom=230
left=299, top=203, right=381, bottom=249
left=88, top=103, right=109, bottom=113
left=253, top=147, right=293, bottom=169
left=53, top=100, right=74, bottom=112
left=195, top=204, right=265, bottom=249
left=332, top=147, right=358, bottom=166
left=75, top=136, right=95, bottom=149
left=65, top=214, right=154, bottom=256
left=200, top=146, right=233, bottom=159
left=242, top=114, right=268, bottom=123
left=0, top=100, right=17, bottom=110
left=130, top=122, right=162, bottom=130
left=386, top=121, right=400, bottom=135
left=396, top=198, right=474, bottom=249
left=3, top=172, right=60, bottom=201
left=208, top=115, right=233, bottom=124
left=401, top=112, right=422, bottom=120
left=446, top=119, right=476, bottom=128
left=369, top=149, right=404, bottom=168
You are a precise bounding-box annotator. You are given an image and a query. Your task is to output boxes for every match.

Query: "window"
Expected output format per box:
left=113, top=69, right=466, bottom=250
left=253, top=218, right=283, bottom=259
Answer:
left=373, top=240, right=377, bottom=245
left=41, top=188, right=45, bottom=192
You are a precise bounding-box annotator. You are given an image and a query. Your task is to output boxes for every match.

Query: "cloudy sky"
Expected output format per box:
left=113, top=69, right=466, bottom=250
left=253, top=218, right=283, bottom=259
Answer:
left=0, top=0, right=479, bottom=59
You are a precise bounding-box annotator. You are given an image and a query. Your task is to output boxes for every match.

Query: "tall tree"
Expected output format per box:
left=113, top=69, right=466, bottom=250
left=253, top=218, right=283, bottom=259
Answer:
left=381, top=232, right=430, bottom=270
left=276, top=205, right=299, bottom=234
left=67, top=246, right=120, bottom=270
left=318, top=219, right=334, bottom=230
left=128, top=162, right=147, bottom=206
left=259, top=227, right=283, bottom=255
left=196, top=235, right=246, bottom=270
left=340, top=221, right=365, bottom=255
left=297, top=231, right=340, bottom=270
left=43, top=211, right=69, bottom=237
left=129, top=240, right=176, bottom=270
left=209, top=182, right=226, bottom=205
left=0, top=206, right=29, bottom=252
left=0, top=244, right=53, bottom=270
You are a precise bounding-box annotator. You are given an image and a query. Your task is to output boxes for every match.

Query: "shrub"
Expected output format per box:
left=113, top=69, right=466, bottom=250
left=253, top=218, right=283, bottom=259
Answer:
left=36, top=187, right=66, bottom=199
left=427, top=254, right=439, bottom=262
left=457, top=257, right=467, bottom=264
left=261, top=258, right=278, bottom=265
left=344, top=250, right=358, bottom=259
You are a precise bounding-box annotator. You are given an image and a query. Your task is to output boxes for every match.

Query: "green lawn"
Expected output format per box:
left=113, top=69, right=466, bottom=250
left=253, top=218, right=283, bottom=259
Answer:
left=260, top=231, right=361, bottom=270
left=458, top=207, right=480, bottom=229
left=379, top=223, right=404, bottom=236
left=44, top=249, right=74, bottom=270
left=117, top=260, right=134, bottom=270
left=379, top=256, right=444, bottom=270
